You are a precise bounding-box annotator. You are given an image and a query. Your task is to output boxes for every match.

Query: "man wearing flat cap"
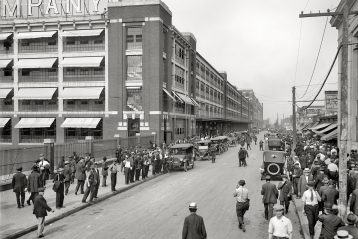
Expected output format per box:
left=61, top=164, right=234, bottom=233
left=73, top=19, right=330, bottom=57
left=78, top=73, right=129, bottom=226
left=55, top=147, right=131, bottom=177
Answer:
left=233, top=179, right=249, bottom=231
left=182, top=202, right=207, bottom=239
left=33, top=187, right=54, bottom=238
left=268, top=204, right=293, bottom=239
left=261, top=175, right=279, bottom=220
left=12, top=166, right=27, bottom=208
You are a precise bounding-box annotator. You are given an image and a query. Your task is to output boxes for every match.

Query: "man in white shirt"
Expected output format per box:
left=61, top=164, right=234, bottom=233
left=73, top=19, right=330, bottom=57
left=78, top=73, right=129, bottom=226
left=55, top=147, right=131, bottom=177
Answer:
left=302, top=181, right=321, bottom=239
left=268, top=204, right=292, bottom=239
left=233, top=179, right=249, bottom=232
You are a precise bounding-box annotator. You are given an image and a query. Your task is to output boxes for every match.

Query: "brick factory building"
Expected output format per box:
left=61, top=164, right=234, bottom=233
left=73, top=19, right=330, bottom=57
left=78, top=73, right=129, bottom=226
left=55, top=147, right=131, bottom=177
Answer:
left=0, top=0, right=263, bottom=146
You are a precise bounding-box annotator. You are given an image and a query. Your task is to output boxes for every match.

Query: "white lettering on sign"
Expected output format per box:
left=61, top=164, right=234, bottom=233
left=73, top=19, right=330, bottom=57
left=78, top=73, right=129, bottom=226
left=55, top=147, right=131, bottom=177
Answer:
left=66, top=0, right=81, bottom=14
left=45, top=0, right=59, bottom=14
left=2, top=0, right=20, bottom=17
left=28, top=0, right=43, bottom=16
left=92, top=0, right=100, bottom=12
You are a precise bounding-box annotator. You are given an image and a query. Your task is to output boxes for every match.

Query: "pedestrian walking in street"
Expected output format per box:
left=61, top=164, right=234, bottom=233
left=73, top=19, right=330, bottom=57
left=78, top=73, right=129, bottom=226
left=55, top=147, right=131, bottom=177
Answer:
left=268, top=204, right=293, bottom=239
left=322, top=180, right=339, bottom=208
left=102, top=157, right=109, bottom=187
left=277, top=175, right=292, bottom=214
left=33, top=187, right=54, bottom=238
left=259, top=140, right=264, bottom=151
left=246, top=140, right=251, bottom=150
left=109, top=160, right=118, bottom=191
left=182, top=202, right=207, bottom=239
left=53, top=168, right=65, bottom=209
left=63, top=161, right=72, bottom=195
left=297, top=168, right=313, bottom=198
left=27, top=164, right=41, bottom=205
left=253, top=135, right=257, bottom=145
left=318, top=204, right=345, bottom=239
left=338, top=213, right=358, bottom=239
left=75, top=158, right=86, bottom=195
left=82, top=164, right=98, bottom=203
left=233, top=179, right=249, bottom=232
left=238, top=147, right=248, bottom=167
left=302, top=181, right=321, bottom=239
left=261, top=175, right=278, bottom=220
left=292, top=162, right=302, bottom=196
left=12, top=166, right=27, bottom=208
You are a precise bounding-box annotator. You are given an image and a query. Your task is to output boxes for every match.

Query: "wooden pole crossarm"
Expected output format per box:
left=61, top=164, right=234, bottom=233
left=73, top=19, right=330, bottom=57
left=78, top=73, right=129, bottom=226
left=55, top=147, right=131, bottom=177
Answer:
left=299, top=11, right=358, bottom=18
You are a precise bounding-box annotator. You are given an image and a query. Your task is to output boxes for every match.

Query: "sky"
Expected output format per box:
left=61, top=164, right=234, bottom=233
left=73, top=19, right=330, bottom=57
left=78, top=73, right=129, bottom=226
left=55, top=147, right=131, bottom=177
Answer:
left=164, top=0, right=340, bottom=123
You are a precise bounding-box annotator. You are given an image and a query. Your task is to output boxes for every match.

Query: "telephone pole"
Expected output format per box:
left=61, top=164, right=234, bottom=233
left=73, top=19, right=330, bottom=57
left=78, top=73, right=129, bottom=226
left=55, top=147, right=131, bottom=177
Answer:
left=299, top=0, right=350, bottom=208
left=292, top=86, right=297, bottom=156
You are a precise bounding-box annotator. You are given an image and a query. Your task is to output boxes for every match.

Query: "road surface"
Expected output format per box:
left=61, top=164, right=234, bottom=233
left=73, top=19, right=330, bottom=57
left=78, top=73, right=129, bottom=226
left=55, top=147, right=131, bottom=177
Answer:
left=20, top=133, right=303, bottom=239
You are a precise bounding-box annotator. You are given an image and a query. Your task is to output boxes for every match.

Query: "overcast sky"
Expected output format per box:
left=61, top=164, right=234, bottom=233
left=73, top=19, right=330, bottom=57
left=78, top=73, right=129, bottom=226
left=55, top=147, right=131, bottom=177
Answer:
left=164, top=0, right=340, bottom=123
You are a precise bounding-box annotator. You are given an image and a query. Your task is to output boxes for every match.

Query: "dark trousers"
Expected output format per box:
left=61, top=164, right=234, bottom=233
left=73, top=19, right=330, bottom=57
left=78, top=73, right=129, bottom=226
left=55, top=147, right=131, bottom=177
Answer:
left=70, top=173, right=75, bottom=184
left=239, top=158, right=247, bottom=167
left=27, top=192, right=38, bottom=204
left=293, top=179, right=299, bottom=195
left=264, top=203, right=274, bottom=220
left=142, top=165, right=148, bottom=179
left=93, top=183, right=100, bottom=198
left=260, top=145, right=263, bottom=151
left=56, top=190, right=64, bottom=207
left=236, top=202, right=248, bottom=226
left=64, top=181, right=70, bottom=195
left=124, top=168, right=130, bottom=184
left=247, top=144, right=251, bottom=150
left=130, top=169, right=135, bottom=183
left=15, top=192, right=25, bottom=207
left=102, top=175, right=107, bottom=186
left=75, top=180, right=85, bottom=194
left=304, top=204, right=319, bottom=236
left=82, top=184, right=96, bottom=202
left=111, top=173, right=117, bottom=191
left=280, top=200, right=290, bottom=213
left=135, top=168, right=141, bottom=181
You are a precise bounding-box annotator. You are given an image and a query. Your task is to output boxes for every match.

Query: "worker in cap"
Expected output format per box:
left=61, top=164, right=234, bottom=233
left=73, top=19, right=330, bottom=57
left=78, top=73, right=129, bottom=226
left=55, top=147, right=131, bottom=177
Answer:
left=268, top=204, right=293, bottom=239
left=182, top=202, right=207, bottom=239
left=12, top=165, right=27, bottom=208
left=234, top=179, right=249, bottom=232
left=261, top=174, right=279, bottom=220
left=33, top=187, right=54, bottom=238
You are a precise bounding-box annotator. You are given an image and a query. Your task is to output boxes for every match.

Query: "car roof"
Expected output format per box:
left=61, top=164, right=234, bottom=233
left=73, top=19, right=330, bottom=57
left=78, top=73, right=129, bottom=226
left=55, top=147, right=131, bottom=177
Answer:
left=211, top=136, right=229, bottom=140
left=170, top=143, right=194, bottom=149
left=263, top=151, right=286, bottom=163
left=197, top=140, right=212, bottom=144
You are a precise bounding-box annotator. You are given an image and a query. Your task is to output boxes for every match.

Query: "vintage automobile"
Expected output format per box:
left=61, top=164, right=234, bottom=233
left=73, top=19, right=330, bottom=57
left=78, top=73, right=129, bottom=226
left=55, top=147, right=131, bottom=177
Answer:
left=267, top=138, right=285, bottom=151
left=211, top=136, right=229, bottom=154
left=168, top=144, right=195, bottom=171
left=228, top=136, right=237, bottom=147
left=260, top=151, right=286, bottom=180
left=196, top=140, right=212, bottom=160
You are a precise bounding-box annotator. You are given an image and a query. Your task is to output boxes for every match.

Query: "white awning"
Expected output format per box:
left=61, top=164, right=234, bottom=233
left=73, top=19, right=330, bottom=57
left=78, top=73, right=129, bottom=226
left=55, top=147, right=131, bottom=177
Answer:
left=0, top=88, right=13, bottom=99
left=15, top=58, right=57, bottom=69
left=163, top=88, right=175, bottom=101
left=321, top=129, right=338, bottom=141
left=176, top=92, right=194, bottom=105
left=0, top=32, right=12, bottom=41
left=60, top=87, right=103, bottom=99
left=15, top=88, right=57, bottom=100
left=190, top=97, right=200, bottom=107
left=61, top=57, right=104, bottom=68
left=62, top=29, right=104, bottom=37
left=15, top=118, right=55, bottom=128
left=61, top=118, right=101, bottom=128
left=0, top=59, right=13, bottom=68
left=309, top=122, right=331, bottom=131
left=17, top=31, right=56, bottom=40
left=0, top=118, right=11, bottom=128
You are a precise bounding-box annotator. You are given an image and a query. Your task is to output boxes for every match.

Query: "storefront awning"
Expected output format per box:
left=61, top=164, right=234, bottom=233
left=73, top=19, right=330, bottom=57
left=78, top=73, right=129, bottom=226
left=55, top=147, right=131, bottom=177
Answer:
left=0, top=118, right=11, bottom=128
left=0, top=59, right=13, bottom=68
left=60, top=87, right=103, bottom=99
left=321, top=129, right=338, bottom=141
left=163, top=88, right=175, bottom=101
left=0, top=88, right=13, bottom=99
left=15, top=58, right=57, bottom=69
left=316, top=123, right=337, bottom=135
left=15, top=118, right=55, bottom=128
left=15, top=88, right=57, bottom=100
left=172, top=91, right=184, bottom=104
left=0, top=32, right=12, bottom=41
left=61, top=57, right=104, bottom=68
left=17, top=31, right=56, bottom=40
left=61, top=118, right=101, bottom=128
left=176, top=92, right=194, bottom=105
left=62, top=29, right=104, bottom=37
left=309, top=122, right=331, bottom=131
left=190, top=98, right=200, bottom=107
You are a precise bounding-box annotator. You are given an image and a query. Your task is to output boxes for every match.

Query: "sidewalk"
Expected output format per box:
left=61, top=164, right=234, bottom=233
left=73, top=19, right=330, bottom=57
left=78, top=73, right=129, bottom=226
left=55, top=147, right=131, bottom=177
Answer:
left=0, top=161, right=160, bottom=239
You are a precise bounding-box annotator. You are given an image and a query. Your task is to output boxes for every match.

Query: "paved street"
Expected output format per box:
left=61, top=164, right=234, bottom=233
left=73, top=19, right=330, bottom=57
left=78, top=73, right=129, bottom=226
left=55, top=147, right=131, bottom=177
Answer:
left=19, top=133, right=303, bottom=239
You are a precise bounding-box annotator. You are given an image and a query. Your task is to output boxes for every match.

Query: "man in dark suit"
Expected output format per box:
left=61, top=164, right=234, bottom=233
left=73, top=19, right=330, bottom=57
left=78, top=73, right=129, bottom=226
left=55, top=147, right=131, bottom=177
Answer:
left=82, top=164, right=98, bottom=203
left=27, top=164, right=41, bottom=205
left=75, top=159, right=86, bottom=195
left=33, top=187, right=54, bottom=238
left=182, top=202, right=207, bottom=239
left=93, top=163, right=101, bottom=199
left=12, top=166, right=27, bottom=208
left=261, top=175, right=278, bottom=220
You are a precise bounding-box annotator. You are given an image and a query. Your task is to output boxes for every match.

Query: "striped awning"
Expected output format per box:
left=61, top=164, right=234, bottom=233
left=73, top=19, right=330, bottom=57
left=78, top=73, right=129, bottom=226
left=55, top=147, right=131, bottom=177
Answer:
left=321, top=129, right=338, bottom=141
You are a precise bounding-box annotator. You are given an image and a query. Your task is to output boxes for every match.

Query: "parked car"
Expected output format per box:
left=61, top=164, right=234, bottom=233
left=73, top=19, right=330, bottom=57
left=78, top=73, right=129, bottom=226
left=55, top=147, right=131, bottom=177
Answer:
left=196, top=140, right=212, bottom=160
left=168, top=144, right=195, bottom=171
left=260, top=151, right=286, bottom=180
left=211, top=136, right=229, bottom=154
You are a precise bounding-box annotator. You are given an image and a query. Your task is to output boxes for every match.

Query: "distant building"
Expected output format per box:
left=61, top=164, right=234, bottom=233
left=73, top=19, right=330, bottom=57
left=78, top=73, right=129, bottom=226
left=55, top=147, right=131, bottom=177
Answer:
left=240, top=89, right=263, bottom=129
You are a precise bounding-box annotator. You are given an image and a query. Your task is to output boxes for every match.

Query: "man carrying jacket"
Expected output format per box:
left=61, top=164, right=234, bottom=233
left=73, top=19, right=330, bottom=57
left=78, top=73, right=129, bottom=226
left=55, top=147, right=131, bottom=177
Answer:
left=261, top=175, right=279, bottom=220
left=182, top=202, right=207, bottom=239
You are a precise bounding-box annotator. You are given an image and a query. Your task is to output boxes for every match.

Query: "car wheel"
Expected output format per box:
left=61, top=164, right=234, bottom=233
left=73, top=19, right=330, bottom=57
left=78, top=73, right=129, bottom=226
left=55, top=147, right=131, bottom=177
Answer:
left=184, top=163, right=188, bottom=172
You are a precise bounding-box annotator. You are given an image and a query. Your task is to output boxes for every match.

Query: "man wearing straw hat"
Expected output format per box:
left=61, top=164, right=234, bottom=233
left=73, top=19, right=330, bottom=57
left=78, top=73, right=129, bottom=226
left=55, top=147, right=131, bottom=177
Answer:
left=334, top=230, right=353, bottom=239
left=182, top=202, right=207, bottom=239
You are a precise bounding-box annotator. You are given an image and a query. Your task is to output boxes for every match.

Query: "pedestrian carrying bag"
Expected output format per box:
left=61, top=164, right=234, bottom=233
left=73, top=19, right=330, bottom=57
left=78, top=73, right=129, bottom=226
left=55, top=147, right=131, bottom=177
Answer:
left=53, top=175, right=61, bottom=192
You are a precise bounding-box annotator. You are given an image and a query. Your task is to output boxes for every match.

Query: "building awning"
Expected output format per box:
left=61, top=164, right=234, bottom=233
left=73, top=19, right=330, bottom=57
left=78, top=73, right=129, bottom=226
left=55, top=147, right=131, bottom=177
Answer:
left=309, top=122, right=331, bottom=131
left=300, top=122, right=311, bottom=131
left=172, top=91, right=184, bottom=104
left=15, top=88, right=57, bottom=100
left=62, top=29, right=104, bottom=37
left=0, top=59, right=13, bottom=68
left=61, top=118, right=101, bottom=128
left=0, top=88, right=13, bottom=99
left=60, top=87, right=103, bottom=99
left=163, top=88, right=175, bottom=101
left=190, top=98, right=200, bottom=107
left=17, top=31, right=56, bottom=40
left=61, top=57, right=104, bottom=68
left=0, top=118, right=11, bottom=128
left=316, top=123, right=337, bottom=135
left=176, top=92, right=194, bottom=105
left=0, top=32, right=12, bottom=41
left=15, top=58, right=57, bottom=69
left=15, top=118, right=55, bottom=128
left=321, top=129, right=338, bottom=141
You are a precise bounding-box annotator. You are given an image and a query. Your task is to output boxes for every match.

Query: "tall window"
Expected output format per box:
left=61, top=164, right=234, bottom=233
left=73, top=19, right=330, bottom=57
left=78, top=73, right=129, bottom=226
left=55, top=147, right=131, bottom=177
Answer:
left=127, top=55, right=142, bottom=81
left=126, top=89, right=142, bottom=111
left=127, top=27, right=142, bottom=50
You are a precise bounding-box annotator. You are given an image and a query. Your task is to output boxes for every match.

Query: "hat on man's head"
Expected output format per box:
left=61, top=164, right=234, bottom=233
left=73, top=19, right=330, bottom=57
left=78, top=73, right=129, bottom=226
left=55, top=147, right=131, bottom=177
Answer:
left=57, top=168, right=63, bottom=173
left=334, top=230, right=353, bottom=239
left=265, top=175, right=271, bottom=180
left=307, top=181, right=315, bottom=187
left=189, top=202, right=197, bottom=209
left=303, top=168, right=310, bottom=173
left=38, top=187, right=45, bottom=192
left=17, top=166, right=23, bottom=171
left=347, top=213, right=357, bottom=224
left=273, top=204, right=284, bottom=211
left=238, top=180, right=246, bottom=186
left=64, top=161, right=69, bottom=164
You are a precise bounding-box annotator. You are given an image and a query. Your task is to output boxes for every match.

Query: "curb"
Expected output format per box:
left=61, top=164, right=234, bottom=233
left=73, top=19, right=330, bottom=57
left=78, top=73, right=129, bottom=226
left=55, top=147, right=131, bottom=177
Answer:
left=5, top=173, right=164, bottom=239
left=292, top=198, right=310, bottom=239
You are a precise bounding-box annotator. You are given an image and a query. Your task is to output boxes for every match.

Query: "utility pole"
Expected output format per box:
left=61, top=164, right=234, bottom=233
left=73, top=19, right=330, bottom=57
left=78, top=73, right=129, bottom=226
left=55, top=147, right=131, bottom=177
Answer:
left=299, top=0, right=350, bottom=209
left=292, top=86, right=297, bottom=156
